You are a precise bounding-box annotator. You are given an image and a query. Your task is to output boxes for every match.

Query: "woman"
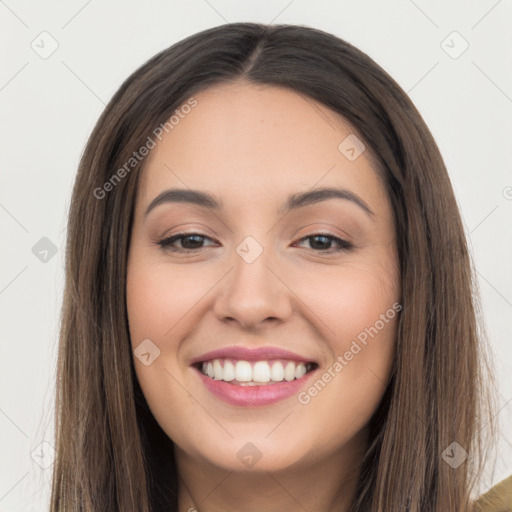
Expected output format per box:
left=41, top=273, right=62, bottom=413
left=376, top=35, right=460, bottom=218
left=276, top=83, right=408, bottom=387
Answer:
left=50, top=22, right=508, bottom=511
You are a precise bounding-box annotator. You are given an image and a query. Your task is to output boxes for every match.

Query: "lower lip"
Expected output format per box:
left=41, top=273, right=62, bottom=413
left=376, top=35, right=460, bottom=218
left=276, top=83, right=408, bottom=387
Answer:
left=194, top=367, right=317, bottom=407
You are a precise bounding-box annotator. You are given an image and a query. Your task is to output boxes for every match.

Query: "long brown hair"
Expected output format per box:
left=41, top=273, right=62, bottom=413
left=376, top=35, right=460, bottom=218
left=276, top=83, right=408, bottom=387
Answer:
left=50, top=22, right=498, bottom=511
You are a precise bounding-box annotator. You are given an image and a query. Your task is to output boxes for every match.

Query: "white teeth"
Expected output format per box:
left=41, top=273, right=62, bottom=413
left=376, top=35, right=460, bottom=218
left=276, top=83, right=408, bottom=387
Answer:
left=270, top=361, right=284, bottom=381
left=223, top=360, right=235, bottom=381
left=213, top=359, right=223, bottom=380
left=253, top=361, right=271, bottom=383
left=284, top=361, right=296, bottom=381
left=235, top=361, right=252, bottom=382
left=295, top=363, right=306, bottom=379
left=199, top=358, right=314, bottom=384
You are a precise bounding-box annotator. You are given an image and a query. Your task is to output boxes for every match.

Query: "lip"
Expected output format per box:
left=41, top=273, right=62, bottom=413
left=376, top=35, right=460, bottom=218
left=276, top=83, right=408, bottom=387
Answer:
left=194, top=366, right=319, bottom=407
left=189, top=345, right=316, bottom=365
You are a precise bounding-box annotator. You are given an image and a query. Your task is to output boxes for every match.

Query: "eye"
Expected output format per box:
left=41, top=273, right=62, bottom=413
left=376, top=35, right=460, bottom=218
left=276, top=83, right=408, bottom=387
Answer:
left=157, top=232, right=218, bottom=253
left=293, top=233, right=354, bottom=253
left=156, top=232, right=354, bottom=254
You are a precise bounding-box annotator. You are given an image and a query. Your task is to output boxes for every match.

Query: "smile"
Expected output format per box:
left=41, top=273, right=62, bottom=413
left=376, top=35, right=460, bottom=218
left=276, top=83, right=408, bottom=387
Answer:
left=196, top=358, right=316, bottom=385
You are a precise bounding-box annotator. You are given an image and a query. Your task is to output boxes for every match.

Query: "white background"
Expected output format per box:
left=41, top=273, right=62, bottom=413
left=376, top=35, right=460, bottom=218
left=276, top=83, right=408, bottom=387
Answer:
left=0, top=1, right=511, bottom=510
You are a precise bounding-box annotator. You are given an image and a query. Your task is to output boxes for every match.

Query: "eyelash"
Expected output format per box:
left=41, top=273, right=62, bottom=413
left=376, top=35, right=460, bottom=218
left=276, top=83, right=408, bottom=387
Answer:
left=156, top=231, right=354, bottom=254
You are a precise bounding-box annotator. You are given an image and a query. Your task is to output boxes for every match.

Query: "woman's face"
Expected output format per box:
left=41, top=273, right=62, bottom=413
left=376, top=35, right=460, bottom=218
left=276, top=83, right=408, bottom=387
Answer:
left=127, top=81, right=401, bottom=473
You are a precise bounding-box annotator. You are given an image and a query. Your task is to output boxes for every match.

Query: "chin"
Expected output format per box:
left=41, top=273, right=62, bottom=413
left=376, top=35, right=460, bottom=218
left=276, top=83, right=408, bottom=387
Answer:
left=179, top=431, right=312, bottom=473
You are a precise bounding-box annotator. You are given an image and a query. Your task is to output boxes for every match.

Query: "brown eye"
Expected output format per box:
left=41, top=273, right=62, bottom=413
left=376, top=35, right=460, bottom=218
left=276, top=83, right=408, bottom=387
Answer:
left=294, top=233, right=354, bottom=253
left=158, top=232, right=217, bottom=252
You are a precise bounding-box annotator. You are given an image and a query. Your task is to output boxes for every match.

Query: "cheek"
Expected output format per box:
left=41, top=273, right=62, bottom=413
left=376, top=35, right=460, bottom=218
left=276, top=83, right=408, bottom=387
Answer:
left=291, top=258, right=399, bottom=418
left=127, top=267, right=170, bottom=341
left=288, top=254, right=399, bottom=346
left=126, top=255, right=209, bottom=443
left=296, top=287, right=398, bottom=455
left=126, top=256, right=209, bottom=345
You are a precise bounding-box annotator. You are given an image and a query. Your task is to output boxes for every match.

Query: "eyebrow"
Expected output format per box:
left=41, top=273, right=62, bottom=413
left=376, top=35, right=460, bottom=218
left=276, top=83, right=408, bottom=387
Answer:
left=144, top=186, right=375, bottom=219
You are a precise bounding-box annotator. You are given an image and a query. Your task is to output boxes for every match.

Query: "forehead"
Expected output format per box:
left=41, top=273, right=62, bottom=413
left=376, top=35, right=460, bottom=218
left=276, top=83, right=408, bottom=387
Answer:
left=137, top=81, right=387, bottom=216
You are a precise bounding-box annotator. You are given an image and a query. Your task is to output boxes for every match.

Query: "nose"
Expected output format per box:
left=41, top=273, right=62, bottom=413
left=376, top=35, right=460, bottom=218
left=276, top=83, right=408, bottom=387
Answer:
left=213, top=244, right=294, bottom=330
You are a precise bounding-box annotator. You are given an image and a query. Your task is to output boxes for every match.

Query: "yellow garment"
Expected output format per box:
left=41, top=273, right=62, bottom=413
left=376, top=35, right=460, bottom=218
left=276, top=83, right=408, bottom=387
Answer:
left=474, top=474, right=512, bottom=511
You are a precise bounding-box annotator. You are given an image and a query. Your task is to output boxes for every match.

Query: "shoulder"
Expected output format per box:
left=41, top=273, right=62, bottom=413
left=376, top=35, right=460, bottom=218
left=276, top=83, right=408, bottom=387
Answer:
left=473, top=474, right=512, bottom=511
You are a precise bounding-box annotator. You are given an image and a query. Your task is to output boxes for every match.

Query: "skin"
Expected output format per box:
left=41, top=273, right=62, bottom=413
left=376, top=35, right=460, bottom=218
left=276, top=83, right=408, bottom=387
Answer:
left=126, top=80, right=401, bottom=512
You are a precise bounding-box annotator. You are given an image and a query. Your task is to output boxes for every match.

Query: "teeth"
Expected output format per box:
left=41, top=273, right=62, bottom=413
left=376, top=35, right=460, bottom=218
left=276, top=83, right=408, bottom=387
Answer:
left=223, top=360, right=235, bottom=381
left=253, top=361, right=271, bottom=383
left=284, top=361, right=296, bottom=381
left=295, top=363, right=307, bottom=379
left=235, top=361, right=252, bottom=382
left=270, top=361, right=284, bottom=382
left=199, top=358, right=313, bottom=384
left=213, top=359, right=223, bottom=380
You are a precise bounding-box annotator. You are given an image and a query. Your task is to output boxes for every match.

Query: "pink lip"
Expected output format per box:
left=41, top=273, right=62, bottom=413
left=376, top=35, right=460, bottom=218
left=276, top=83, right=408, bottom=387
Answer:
left=194, top=367, right=318, bottom=407
left=190, top=346, right=315, bottom=365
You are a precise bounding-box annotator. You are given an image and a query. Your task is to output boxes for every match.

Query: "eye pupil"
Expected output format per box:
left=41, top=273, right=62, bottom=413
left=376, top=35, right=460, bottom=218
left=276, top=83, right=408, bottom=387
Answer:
left=181, top=234, right=204, bottom=249
left=309, top=235, right=331, bottom=250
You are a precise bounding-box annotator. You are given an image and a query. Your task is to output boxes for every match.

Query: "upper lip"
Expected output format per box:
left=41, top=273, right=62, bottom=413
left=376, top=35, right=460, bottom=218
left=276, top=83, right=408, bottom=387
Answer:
left=190, top=346, right=317, bottom=365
